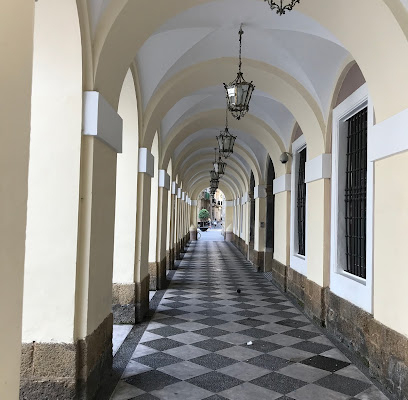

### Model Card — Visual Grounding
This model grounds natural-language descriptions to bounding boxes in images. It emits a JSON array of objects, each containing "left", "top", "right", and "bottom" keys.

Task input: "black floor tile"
[
  {"left": 283, "top": 329, "right": 321, "bottom": 340},
  {"left": 291, "top": 341, "right": 334, "bottom": 355},
  {"left": 142, "top": 338, "right": 185, "bottom": 351},
  {"left": 125, "top": 370, "right": 181, "bottom": 392},
  {"left": 315, "top": 373, "right": 371, "bottom": 396},
  {"left": 196, "top": 317, "right": 226, "bottom": 326},
  {"left": 190, "top": 353, "right": 238, "bottom": 369},
  {"left": 301, "top": 355, "right": 350, "bottom": 372},
  {"left": 147, "top": 326, "right": 185, "bottom": 337},
  {"left": 251, "top": 372, "right": 307, "bottom": 394},
  {"left": 193, "top": 339, "right": 234, "bottom": 352},
  {"left": 187, "top": 372, "right": 243, "bottom": 392},
  {"left": 276, "top": 319, "right": 310, "bottom": 328},
  {"left": 246, "top": 354, "right": 291, "bottom": 371},
  {"left": 194, "top": 327, "right": 230, "bottom": 338},
  {"left": 134, "top": 352, "right": 182, "bottom": 368}
]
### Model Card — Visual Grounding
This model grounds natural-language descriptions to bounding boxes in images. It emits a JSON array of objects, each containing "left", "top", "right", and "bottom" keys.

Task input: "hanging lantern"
[
  {"left": 217, "top": 111, "right": 236, "bottom": 158},
  {"left": 210, "top": 179, "right": 219, "bottom": 190},
  {"left": 265, "top": 0, "right": 300, "bottom": 15},
  {"left": 210, "top": 169, "right": 219, "bottom": 181},
  {"left": 212, "top": 147, "right": 227, "bottom": 175},
  {"left": 214, "top": 157, "right": 227, "bottom": 175},
  {"left": 224, "top": 25, "right": 255, "bottom": 120}
]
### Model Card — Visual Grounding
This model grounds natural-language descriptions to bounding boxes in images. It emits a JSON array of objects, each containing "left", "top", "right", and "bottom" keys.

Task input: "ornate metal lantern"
[
  {"left": 212, "top": 148, "right": 227, "bottom": 176},
  {"left": 210, "top": 169, "right": 219, "bottom": 181},
  {"left": 210, "top": 179, "right": 219, "bottom": 190},
  {"left": 264, "top": 0, "right": 300, "bottom": 15},
  {"left": 217, "top": 111, "right": 237, "bottom": 158},
  {"left": 214, "top": 157, "right": 227, "bottom": 175},
  {"left": 224, "top": 25, "right": 255, "bottom": 120}
]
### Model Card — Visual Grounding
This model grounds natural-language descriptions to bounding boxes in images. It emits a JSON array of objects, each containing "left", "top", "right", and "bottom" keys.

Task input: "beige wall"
[
  {"left": 374, "top": 151, "right": 408, "bottom": 336},
  {"left": 86, "top": 139, "right": 117, "bottom": 335},
  {"left": 306, "top": 179, "right": 331, "bottom": 287},
  {"left": 274, "top": 192, "right": 290, "bottom": 265},
  {"left": 0, "top": 1, "right": 34, "bottom": 398},
  {"left": 255, "top": 197, "right": 267, "bottom": 252},
  {"left": 23, "top": 0, "right": 83, "bottom": 343},
  {"left": 135, "top": 173, "right": 152, "bottom": 282}
]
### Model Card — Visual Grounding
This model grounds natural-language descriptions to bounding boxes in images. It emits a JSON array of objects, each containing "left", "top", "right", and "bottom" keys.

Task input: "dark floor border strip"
[
  {"left": 95, "top": 265, "right": 180, "bottom": 400},
  {"left": 262, "top": 271, "right": 397, "bottom": 400}
]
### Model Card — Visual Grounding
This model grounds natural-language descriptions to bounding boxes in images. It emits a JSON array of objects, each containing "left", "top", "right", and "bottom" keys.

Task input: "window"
[
  {"left": 297, "top": 148, "right": 307, "bottom": 256},
  {"left": 345, "top": 108, "right": 367, "bottom": 278},
  {"left": 290, "top": 135, "right": 307, "bottom": 275},
  {"left": 331, "top": 83, "right": 373, "bottom": 313}
]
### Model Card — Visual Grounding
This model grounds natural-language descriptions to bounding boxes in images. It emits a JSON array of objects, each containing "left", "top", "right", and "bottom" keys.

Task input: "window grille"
[
  {"left": 345, "top": 108, "right": 367, "bottom": 279},
  {"left": 297, "top": 148, "right": 306, "bottom": 256}
]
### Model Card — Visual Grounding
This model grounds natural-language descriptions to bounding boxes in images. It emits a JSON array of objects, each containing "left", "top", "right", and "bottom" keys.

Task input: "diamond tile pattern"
[{"left": 110, "top": 241, "right": 389, "bottom": 399}]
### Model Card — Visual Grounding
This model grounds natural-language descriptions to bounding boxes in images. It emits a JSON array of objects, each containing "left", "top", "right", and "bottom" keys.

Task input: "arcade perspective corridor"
[{"left": 2, "top": 1, "right": 408, "bottom": 399}]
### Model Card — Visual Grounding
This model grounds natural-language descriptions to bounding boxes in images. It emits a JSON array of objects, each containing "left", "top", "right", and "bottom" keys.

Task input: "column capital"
[
  {"left": 171, "top": 181, "right": 178, "bottom": 195},
  {"left": 83, "top": 91, "right": 123, "bottom": 153},
  {"left": 254, "top": 185, "right": 267, "bottom": 199},
  {"left": 159, "top": 170, "right": 170, "bottom": 190},
  {"left": 305, "top": 154, "right": 331, "bottom": 183},
  {"left": 273, "top": 174, "right": 291, "bottom": 194},
  {"left": 177, "top": 188, "right": 182, "bottom": 199},
  {"left": 138, "top": 148, "right": 154, "bottom": 177}
]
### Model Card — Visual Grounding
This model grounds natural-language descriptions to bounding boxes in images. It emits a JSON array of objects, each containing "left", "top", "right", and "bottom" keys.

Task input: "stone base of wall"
[
  {"left": 167, "top": 248, "right": 175, "bottom": 270},
  {"left": 190, "top": 229, "right": 197, "bottom": 241},
  {"left": 112, "top": 283, "right": 136, "bottom": 324},
  {"left": 231, "top": 234, "right": 248, "bottom": 258},
  {"left": 175, "top": 242, "right": 181, "bottom": 260},
  {"left": 112, "top": 275, "right": 149, "bottom": 324},
  {"left": 249, "top": 248, "right": 264, "bottom": 272},
  {"left": 225, "top": 231, "right": 234, "bottom": 242},
  {"left": 266, "top": 261, "right": 408, "bottom": 400},
  {"left": 270, "top": 258, "right": 287, "bottom": 292},
  {"left": 20, "top": 314, "right": 113, "bottom": 400},
  {"left": 135, "top": 275, "right": 150, "bottom": 323},
  {"left": 149, "top": 259, "right": 167, "bottom": 291},
  {"left": 286, "top": 268, "right": 327, "bottom": 325},
  {"left": 326, "top": 292, "right": 408, "bottom": 399},
  {"left": 263, "top": 250, "right": 273, "bottom": 273}
]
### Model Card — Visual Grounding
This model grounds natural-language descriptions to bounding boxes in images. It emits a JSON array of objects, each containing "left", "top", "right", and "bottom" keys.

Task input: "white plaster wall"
[
  {"left": 113, "top": 70, "right": 139, "bottom": 283},
  {"left": 22, "top": 0, "right": 83, "bottom": 343}
]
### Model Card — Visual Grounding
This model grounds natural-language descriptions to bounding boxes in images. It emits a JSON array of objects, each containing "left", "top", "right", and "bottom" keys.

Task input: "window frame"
[
  {"left": 331, "top": 83, "right": 374, "bottom": 313},
  {"left": 290, "top": 134, "right": 307, "bottom": 275}
]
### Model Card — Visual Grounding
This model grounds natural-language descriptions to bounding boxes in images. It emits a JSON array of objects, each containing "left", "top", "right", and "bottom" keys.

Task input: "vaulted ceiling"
[{"left": 85, "top": 0, "right": 408, "bottom": 197}]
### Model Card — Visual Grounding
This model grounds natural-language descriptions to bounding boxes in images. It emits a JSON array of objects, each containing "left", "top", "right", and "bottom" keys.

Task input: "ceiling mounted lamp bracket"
[
  {"left": 223, "top": 24, "right": 255, "bottom": 121},
  {"left": 265, "top": 0, "right": 300, "bottom": 15}
]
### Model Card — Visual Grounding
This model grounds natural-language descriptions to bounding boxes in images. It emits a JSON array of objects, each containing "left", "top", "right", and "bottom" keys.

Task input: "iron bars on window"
[
  {"left": 297, "top": 147, "right": 306, "bottom": 256},
  {"left": 345, "top": 108, "right": 368, "bottom": 279}
]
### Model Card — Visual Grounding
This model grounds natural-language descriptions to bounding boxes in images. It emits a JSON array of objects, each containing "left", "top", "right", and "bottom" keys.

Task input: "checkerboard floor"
[{"left": 110, "top": 241, "right": 389, "bottom": 400}]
